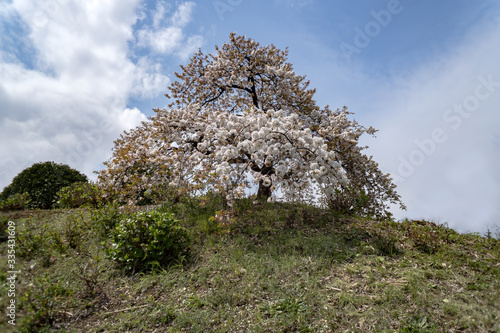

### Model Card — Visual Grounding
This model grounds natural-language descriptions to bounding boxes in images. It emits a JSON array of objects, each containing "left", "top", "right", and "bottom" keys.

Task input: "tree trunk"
[{"left": 257, "top": 179, "right": 272, "bottom": 200}]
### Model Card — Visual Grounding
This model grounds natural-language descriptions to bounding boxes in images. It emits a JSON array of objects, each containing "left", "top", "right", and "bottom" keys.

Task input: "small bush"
[
  {"left": 56, "top": 182, "right": 101, "bottom": 208},
  {"left": 405, "top": 220, "right": 443, "bottom": 254},
  {"left": 327, "top": 187, "right": 369, "bottom": 216},
  {"left": 0, "top": 192, "right": 31, "bottom": 211},
  {"left": 62, "top": 213, "right": 89, "bottom": 250},
  {"left": 90, "top": 203, "right": 122, "bottom": 239},
  {"left": 16, "top": 218, "right": 50, "bottom": 260},
  {"left": 19, "top": 276, "right": 73, "bottom": 332},
  {"left": 106, "top": 210, "right": 190, "bottom": 272},
  {"left": 373, "top": 232, "right": 401, "bottom": 257}
]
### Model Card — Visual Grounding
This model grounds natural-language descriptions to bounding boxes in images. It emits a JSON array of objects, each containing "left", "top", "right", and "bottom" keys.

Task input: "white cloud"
[
  {"left": 295, "top": 7, "right": 500, "bottom": 234},
  {"left": 136, "top": 1, "right": 203, "bottom": 60},
  {"left": 132, "top": 57, "right": 171, "bottom": 99},
  {"left": 172, "top": 2, "right": 196, "bottom": 27},
  {"left": 153, "top": 1, "right": 170, "bottom": 29},
  {"left": 138, "top": 26, "right": 184, "bottom": 54},
  {"left": 177, "top": 34, "right": 205, "bottom": 60},
  {"left": 364, "top": 17, "right": 500, "bottom": 233},
  {"left": 0, "top": 0, "right": 196, "bottom": 190}
]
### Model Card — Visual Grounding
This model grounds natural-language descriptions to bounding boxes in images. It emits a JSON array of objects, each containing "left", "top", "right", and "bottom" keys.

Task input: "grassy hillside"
[{"left": 1, "top": 198, "right": 499, "bottom": 332}]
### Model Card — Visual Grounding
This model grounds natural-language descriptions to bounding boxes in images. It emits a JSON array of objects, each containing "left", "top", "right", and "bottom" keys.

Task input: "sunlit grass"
[{"left": 0, "top": 198, "right": 498, "bottom": 332}]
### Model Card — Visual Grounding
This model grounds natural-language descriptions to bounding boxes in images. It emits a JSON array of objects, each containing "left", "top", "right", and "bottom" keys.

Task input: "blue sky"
[{"left": 1, "top": 0, "right": 499, "bottom": 233}]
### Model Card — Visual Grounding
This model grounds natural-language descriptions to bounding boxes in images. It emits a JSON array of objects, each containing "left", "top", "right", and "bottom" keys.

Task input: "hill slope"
[{"left": 1, "top": 200, "right": 499, "bottom": 332}]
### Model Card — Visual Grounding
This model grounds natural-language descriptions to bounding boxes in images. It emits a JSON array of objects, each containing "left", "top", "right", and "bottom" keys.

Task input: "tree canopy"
[
  {"left": 1, "top": 161, "right": 88, "bottom": 209},
  {"left": 97, "top": 33, "right": 405, "bottom": 218}
]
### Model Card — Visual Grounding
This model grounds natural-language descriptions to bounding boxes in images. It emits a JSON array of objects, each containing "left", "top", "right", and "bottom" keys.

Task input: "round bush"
[
  {"left": 0, "top": 161, "right": 88, "bottom": 209},
  {"left": 106, "top": 210, "right": 190, "bottom": 272}
]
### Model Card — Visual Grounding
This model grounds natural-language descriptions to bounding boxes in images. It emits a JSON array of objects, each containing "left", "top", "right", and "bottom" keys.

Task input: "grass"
[{"left": 0, "top": 197, "right": 499, "bottom": 332}]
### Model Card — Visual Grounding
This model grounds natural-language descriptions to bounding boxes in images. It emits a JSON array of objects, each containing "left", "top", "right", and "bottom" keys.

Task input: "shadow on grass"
[{"left": 208, "top": 200, "right": 406, "bottom": 263}]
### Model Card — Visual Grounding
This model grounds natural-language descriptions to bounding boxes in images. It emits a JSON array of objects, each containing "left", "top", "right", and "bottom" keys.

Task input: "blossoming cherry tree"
[{"left": 98, "top": 33, "right": 405, "bottom": 218}]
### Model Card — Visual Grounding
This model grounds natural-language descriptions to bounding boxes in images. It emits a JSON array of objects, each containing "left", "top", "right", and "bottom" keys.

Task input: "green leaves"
[
  {"left": 0, "top": 192, "right": 31, "bottom": 211},
  {"left": 56, "top": 181, "right": 101, "bottom": 208},
  {"left": 106, "top": 210, "right": 190, "bottom": 273},
  {"left": 0, "top": 161, "right": 88, "bottom": 209}
]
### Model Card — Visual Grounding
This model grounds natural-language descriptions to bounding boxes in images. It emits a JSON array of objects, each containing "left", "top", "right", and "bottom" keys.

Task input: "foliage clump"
[
  {"left": 97, "top": 33, "right": 404, "bottom": 218},
  {"left": 56, "top": 181, "right": 101, "bottom": 208},
  {"left": 89, "top": 203, "right": 122, "bottom": 238},
  {"left": 106, "top": 210, "right": 190, "bottom": 272},
  {"left": 0, "top": 216, "right": 9, "bottom": 242},
  {"left": 0, "top": 192, "right": 31, "bottom": 211},
  {"left": 0, "top": 161, "right": 88, "bottom": 209}
]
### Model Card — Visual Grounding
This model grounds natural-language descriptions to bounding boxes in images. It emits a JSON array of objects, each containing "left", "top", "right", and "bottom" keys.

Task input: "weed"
[
  {"left": 16, "top": 217, "right": 49, "bottom": 259},
  {"left": 19, "top": 276, "right": 73, "bottom": 332},
  {"left": 71, "top": 253, "right": 109, "bottom": 301},
  {"left": 205, "top": 209, "right": 234, "bottom": 235},
  {"left": 62, "top": 212, "right": 88, "bottom": 250},
  {"left": 260, "top": 297, "right": 310, "bottom": 324},
  {"left": 48, "top": 229, "right": 67, "bottom": 254},
  {"left": 399, "top": 314, "right": 438, "bottom": 333},
  {"left": 373, "top": 232, "right": 401, "bottom": 257}
]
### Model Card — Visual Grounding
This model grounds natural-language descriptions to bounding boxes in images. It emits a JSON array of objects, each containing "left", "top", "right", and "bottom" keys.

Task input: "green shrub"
[
  {"left": 0, "top": 161, "right": 88, "bottom": 209},
  {"left": 327, "top": 187, "right": 369, "bottom": 216},
  {"left": 19, "top": 276, "right": 73, "bottom": 332},
  {"left": 16, "top": 218, "right": 50, "bottom": 259},
  {"left": 56, "top": 182, "right": 101, "bottom": 208},
  {"left": 89, "top": 203, "right": 122, "bottom": 239},
  {"left": 404, "top": 220, "right": 443, "bottom": 254},
  {"left": 0, "top": 216, "right": 9, "bottom": 242},
  {"left": 106, "top": 210, "right": 190, "bottom": 272},
  {"left": 62, "top": 213, "right": 89, "bottom": 250},
  {"left": 0, "top": 192, "right": 31, "bottom": 211}
]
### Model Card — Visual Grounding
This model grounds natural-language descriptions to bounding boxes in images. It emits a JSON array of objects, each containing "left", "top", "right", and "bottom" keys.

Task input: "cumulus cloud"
[{"left": 0, "top": 0, "right": 199, "bottom": 190}]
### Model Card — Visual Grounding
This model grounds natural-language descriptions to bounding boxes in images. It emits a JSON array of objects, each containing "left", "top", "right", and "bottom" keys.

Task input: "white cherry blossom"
[{"left": 97, "top": 33, "right": 405, "bottom": 218}]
